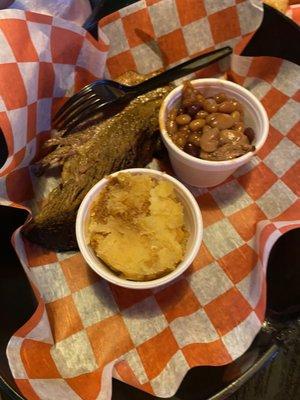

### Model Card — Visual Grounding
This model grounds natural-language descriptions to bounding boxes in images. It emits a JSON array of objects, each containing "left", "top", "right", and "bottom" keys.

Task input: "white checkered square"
[
  {"left": 0, "top": 10, "right": 26, "bottom": 20},
  {"left": 149, "top": 0, "right": 180, "bottom": 37},
  {"left": 222, "top": 312, "right": 261, "bottom": 359},
  {"left": 119, "top": 0, "right": 146, "bottom": 16},
  {"left": 272, "top": 61, "right": 300, "bottom": 97},
  {"left": 53, "top": 63, "right": 75, "bottom": 98},
  {"left": 8, "top": 107, "right": 27, "bottom": 153},
  {"left": 0, "top": 29, "right": 17, "bottom": 63},
  {"left": 204, "top": 0, "right": 235, "bottom": 15},
  {"left": 233, "top": 156, "right": 260, "bottom": 178},
  {"left": 123, "top": 297, "right": 168, "bottom": 346},
  {"left": 72, "top": 281, "right": 118, "bottom": 328},
  {"left": 52, "top": 17, "right": 84, "bottom": 35},
  {"left": 150, "top": 351, "right": 189, "bottom": 397},
  {"left": 182, "top": 17, "right": 214, "bottom": 56},
  {"left": 132, "top": 42, "right": 163, "bottom": 74},
  {"left": 102, "top": 19, "right": 129, "bottom": 57},
  {"left": 76, "top": 39, "right": 106, "bottom": 79},
  {"left": 188, "top": 262, "right": 233, "bottom": 305},
  {"left": 204, "top": 219, "right": 244, "bottom": 259},
  {"left": 270, "top": 99, "right": 300, "bottom": 134},
  {"left": 57, "top": 251, "right": 78, "bottom": 261},
  {"left": 51, "top": 330, "right": 98, "bottom": 378},
  {"left": 171, "top": 309, "right": 219, "bottom": 346},
  {"left": 237, "top": 262, "right": 263, "bottom": 308},
  {"left": 256, "top": 180, "right": 297, "bottom": 219},
  {"left": 124, "top": 348, "right": 148, "bottom": 385},
  {"left": 18, "top": 62, "right": 39, "bottom": 104},
  {"left": 231, "top": 54, "right": 251, "bottom": 77},
  {"left": 31, "top": 262, "right": 70, "bottom": 303},
  {"left": 36, "top": 98, "right": 52, "bottom": 133},
  {"left": 30, "top": 378, "right": 81, "bottom": 400},
  {"left": 211, "top": 180, "right": 253, "bottom": 216},
  {"left": 244, "top": 78, "right": 272, "bottom": 100},
  {"left": 264, "top": 138, "right": 299, "bottom": 177},
  {"left": 237, "top": 1, "right": 263, "bottom": 35},
  {"left": 6, "top": 337, "right": 27, "bottom": 379},
  {"left": 18, "top": 138, "right": 36, "bottom": 169},
  {"left": 26, "top": 309, "right": 53, "bottom": 344},
  {"left": 28, "top": 22, "right": 53, "bottom": 62}
]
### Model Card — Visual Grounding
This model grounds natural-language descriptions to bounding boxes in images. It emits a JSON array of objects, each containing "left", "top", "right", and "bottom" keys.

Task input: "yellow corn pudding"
[{"left": 87, "top": 173, "right": 188, "bottom": 281}]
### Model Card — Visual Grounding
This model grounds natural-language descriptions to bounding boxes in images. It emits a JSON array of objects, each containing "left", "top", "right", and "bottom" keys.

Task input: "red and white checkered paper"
[{"left": 0, "top": 1, "right": 299, "bottom": 399}]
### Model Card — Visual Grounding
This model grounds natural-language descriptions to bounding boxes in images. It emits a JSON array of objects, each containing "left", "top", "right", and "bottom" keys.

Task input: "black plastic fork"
[{"left": 53, "top": 46, "right": 232, "bottom": 132}]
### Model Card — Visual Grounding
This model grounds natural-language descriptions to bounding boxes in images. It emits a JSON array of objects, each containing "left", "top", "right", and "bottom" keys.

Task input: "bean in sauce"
[{"left": 166, "top": 80, "right": 255, "bottom": 161}]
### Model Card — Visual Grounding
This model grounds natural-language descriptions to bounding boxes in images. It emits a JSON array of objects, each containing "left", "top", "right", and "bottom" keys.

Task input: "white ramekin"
[
  {"left": 76, "top": 168, "right": 203, "bottom": 289},
  {"left": 159, "top": 78, "right": 269, "bottom": 188}
]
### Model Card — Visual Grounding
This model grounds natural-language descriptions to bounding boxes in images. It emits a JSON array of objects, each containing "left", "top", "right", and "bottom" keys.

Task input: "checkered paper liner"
[{"left": 0, "top": 1, "right": 299, "bottom": 399}]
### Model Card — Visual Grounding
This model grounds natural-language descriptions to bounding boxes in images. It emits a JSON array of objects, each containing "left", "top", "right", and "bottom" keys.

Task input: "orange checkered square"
[
  {"left": 229, "top": 203, "right": 267, "bottom": 241},
  {"left": 26, "top": 11, "right": 53, "bottom": 25},
  {"left": 197, "top": 192, "right": 225, "bottom": 227},
  {"left": 27, "top": 102, "right": 37, "bottom": 142},
  {"left": 188, "top": 243, "right": 215, "bottom": 273},
  {"left": 15, "top": 380, "right": 40, "bottom": 400},
  {"left": 238, "top": 163, "right": 278, "bottom": 200},
  {"left": 51, "top": 27, "right": 84, "bottom": 64},
  {"left": 109, "top": 285, "right": 152, "bottom": 311},
  {"left": 46, "top": 296, "right": 83, "bottom": 342},
  {"left": 0, "top": 19, "right": 38, "bottom": 62},
  {"left": 183, "top": 340, "right": 231, "bottom": 367},
  {"left": 274, "top": 200, "right": 300, "bottom": 221},
  {"left": 282, "top": 161, "right": 300, "bottom": 196},
  {"left": 219, "top": 245, "right": 257, "bottom": 284},
  {"left": 122, "top": 9, "right": 155, "bottom": 47},
  {"left": 115, "top": 361, "right": 144, "bottom": 390},
  {"left": 66, "top": 369, "right": 102, "bottom": 400},
  {"left": 106, "top": 50, "right": 137, "bottom": 78},
  {"left": 21, "top": 339, "right": 60, "bottom": 379},
  {"left": 6, "top": 167, "right": 34, "bottom": 203},
  {"left": 287, "top": 121, "right": 300, "bottom": 146},
  {"left": 175, "top": 0, "right": 207, "bottom": 25},
  {"left": 137, "top": 328, "right": 178, "bottom": 380},
  {"left": 0, "top": 64, "right": 27, "bottom": 110},
  {"left": 257, "top": 125, "right": 283, "bottom": 159},
  {"left": 87, "top": 315, "right": 134, "bottom": 366},
  {"left": 61, "top": 254, "right": 100, "bottom": 292},
  {"left": 38, "top": 62, "right": 55, "bottom": 98},
  {"left": 209, "top": 7, "right": 241, "bottom": 44},
  {"left": 99, "top": 11, "right": 121, "bottom": 27},
  {"left": 248, "top": 57, "right": 282, "bottom": 83},
  {"left": 23, "top": 237, "right": 58, "bottom": 268},
  {"left": 74, "top": 66, "right": 98, "bottom": 93},
  {"left": 204, "top": 288, "right": 252, "bottom": 335},
  {"left": 157, "top": 29, "right": 188, "bottom": 65},
  {"left": 155, "top": 279, "right": 200, "bottom": 322},
  {"left": 261, "top": 88, "right": 289, "bottom": 118},
  {"left": 4, "top": 147, "right": 25, "bottom": 172},
  {"left": 146, "top": 0, "right": 160, "bottom": 5}
]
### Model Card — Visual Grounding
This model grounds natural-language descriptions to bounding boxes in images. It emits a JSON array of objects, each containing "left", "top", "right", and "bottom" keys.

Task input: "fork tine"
[
  {"left": 56, "top": 96, "right": 103, "bottom": 130},
  {"left": 53, "top": 93, "right": 97, "bottom": 128},
  {"left": 53, "top": 84, "right": 94, "bottom": 124},
  {"left": 62, "top": 100, "right": 114, "bottom": 133}
]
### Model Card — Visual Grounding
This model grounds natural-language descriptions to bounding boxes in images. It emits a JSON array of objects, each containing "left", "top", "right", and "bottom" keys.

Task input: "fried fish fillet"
[{"left": 23, "top": 73, "right": 172, "bottom": 250}]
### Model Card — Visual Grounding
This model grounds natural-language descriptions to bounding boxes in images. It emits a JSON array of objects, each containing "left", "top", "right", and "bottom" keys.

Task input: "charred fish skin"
[{"left": 23, "top": 80, "right": 172, "bottom": 251}]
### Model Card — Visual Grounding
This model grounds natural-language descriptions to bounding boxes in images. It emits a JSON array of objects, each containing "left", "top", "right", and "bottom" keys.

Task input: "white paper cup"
[
  {"left": 159, "top": 78, "right": 269, "bottom": 188},
  {"left": 76, "top": 168, "right": 203, "bottom": 290}
]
